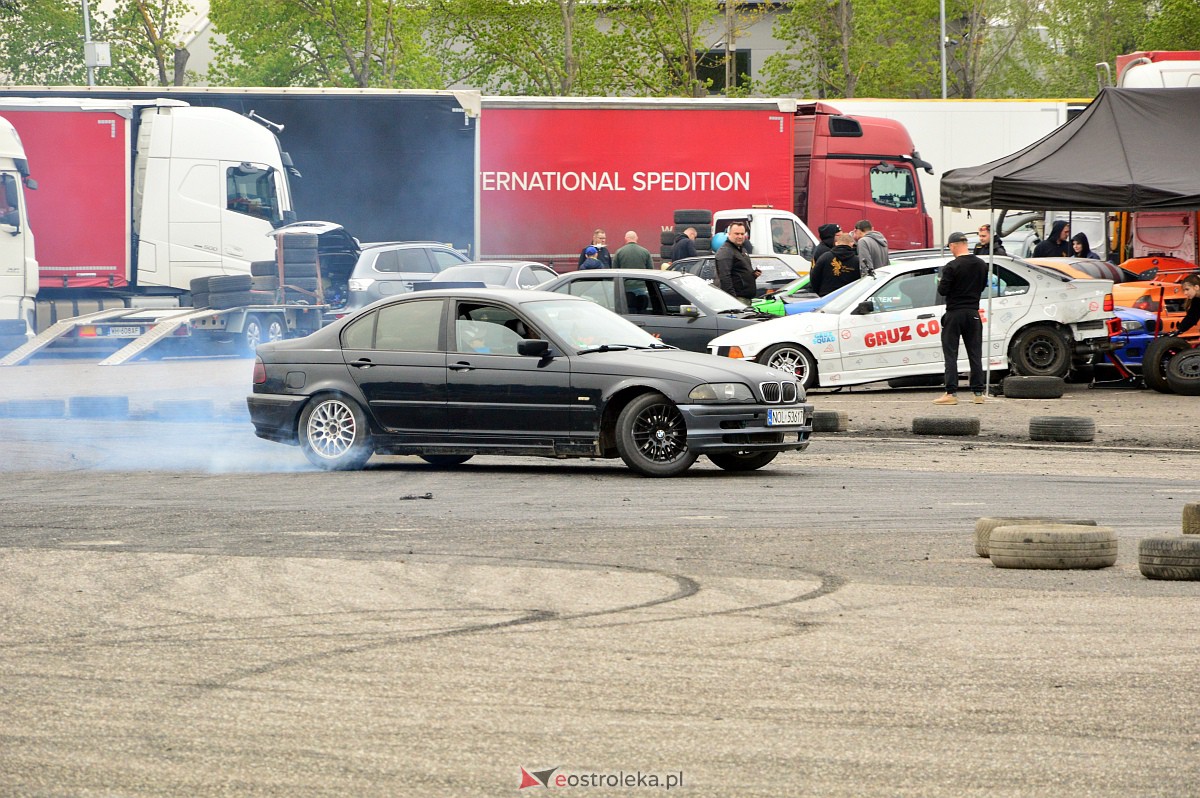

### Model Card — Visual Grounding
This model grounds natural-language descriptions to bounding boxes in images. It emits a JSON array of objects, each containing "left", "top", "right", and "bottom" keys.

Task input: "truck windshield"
[{"left": 226, "top": 163, "right": 284, "bottom": 225}]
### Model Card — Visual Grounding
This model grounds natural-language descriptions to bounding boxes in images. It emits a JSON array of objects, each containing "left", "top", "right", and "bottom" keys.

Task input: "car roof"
[
  {"left": 360, "top": 240, "right": 459, "bottom": 250},
  {"left": 559, "top": 268, "right": 686, "bottom": 279}
]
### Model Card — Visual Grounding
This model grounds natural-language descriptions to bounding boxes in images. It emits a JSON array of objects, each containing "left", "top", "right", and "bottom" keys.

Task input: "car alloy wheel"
[
  {"left": 299, "top": 394, "right": 373, "bottom": 470},
  {"left": 615, "top": 392, "right": 697, "bottom": 477}
]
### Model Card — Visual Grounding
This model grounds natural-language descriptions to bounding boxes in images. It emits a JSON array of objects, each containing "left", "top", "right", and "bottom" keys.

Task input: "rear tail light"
[
  {"left": 1103, "top": 293, "right": 1113, "bottom": 312},
  {"left": 253, "top": 358, "right": 267, "bottom": 385}
]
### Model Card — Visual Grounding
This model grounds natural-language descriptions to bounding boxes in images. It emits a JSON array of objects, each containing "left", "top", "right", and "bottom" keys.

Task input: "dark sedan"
[
  {"left": 539, "top": 269, "right": 768, "bottom": 352},
  {"left": 248, "top": 289, "right": 812, "bottom": 477}
]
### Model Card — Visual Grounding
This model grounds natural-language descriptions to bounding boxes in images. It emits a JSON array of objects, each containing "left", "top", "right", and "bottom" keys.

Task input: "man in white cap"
[{"left": 933, "top": 231, "right": 989, "bottom": 405}]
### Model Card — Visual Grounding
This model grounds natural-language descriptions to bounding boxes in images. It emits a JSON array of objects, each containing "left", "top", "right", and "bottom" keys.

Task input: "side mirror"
[
  {"left": 679, "top": 304, "right": 702, "bottom": 318},
  {"left": 518, "top": 338, "right": 552, "bottom": 357},
  {"left": 852, "top": 300, "right": 874, "bottom": 316}
]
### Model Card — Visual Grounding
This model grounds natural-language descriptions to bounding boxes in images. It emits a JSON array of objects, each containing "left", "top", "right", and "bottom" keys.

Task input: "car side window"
[
  {"left": 342, "top": 312, "right": 377, "bottom": 349},
  {"left": 624, "top": 278, "right": 653, "bottom": 314},
  {"left": 374, "top": 299, "right": 443, "bottom": 351},
  {"left": 993, "top": 265, "right": 1030, "bottom": 296},
  {"left": 557, "top": 278, "right": 616, "bottom": 311},
  {"left": 432, "top": 249, "right": 467, "bottom": 270},
  {"left": 656, "top": 282, "right": 687, "bottom": 315},
  {"left": 866, "top": 269, "right": 939, "bottom": 312},
  {"left": 372, "top": 250, "right": 402, "bottom": 273},
  {"left": 454, "top": 302, "right": 535, "bottom": 355},
  {"left": 398, "top": 249, "right": 437, "bottom": 273}
]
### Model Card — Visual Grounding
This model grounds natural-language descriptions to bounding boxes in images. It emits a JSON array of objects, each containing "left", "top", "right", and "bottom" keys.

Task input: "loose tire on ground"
[
  {"left": 706, "top": 450, "right": 778, "bottom": 472},
  {"left": 989, "top": 524, "right": 1118, "bottom": 569},
  {"left": 1142, "top": 336, "right": 1190, "bottom": 394},
  {"left": 673, "top": 208, "right": 711, "bottom": 225},
  {"left": 1029, "top": 416, "right": 1095, "bottom": 442},
  {"left": 912, "top": 416, "right": 980, "bottom": 436},
  {"left": 614, "top": 392, "right": 697, "bottom": 477},
  {"left": 1138, "top": 536, "right": 1200, "bottom": 580},
  {"left": 811, "top": 409, "right": 848, "bottom": 432},
  {"left": 1183, "top": 503, "right": 1200, "bottom": 535},
  {"left": 974, "top": 516, "right": 1097, "bottom": 558},
  {"left": 1001, "top": 375, "right": 1065, "bottom": 399},
  {"left": 1009, "top": 323, "right": 1070, "bottom": 377},
  {"left": 299, "top": 394, "right": 373, "bottom": 470},
  {"left": 6, "top": 398, "right": 65, "bottom": 418},
  {"left": 1165, "top": 349, "right": 1200, "bottom": 396}
]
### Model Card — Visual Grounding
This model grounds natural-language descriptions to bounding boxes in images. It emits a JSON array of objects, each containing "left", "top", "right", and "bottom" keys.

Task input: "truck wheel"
[
  {"left": 1009, "top": 324, "right": 1070, "bottom": 376},
  {"left": 707, "top": 451, "right": 778, "bottom": 472},
  {"left": 242, "top": 314, "right": 282, "bottom": 353},
  {"left": 1141, "top": 336, "right": 1188, "bottom": 393},
  {"left": 759, "top": 343, "right": 817, "bottom": 390},
  {"left": 614, "top": 392, "right": 697, "bottom": 477},
  {"left": 420, "top": 454, "right": 473, "bottom": 466},
  {"left": 1165, "top": 349, "right": 1200, "bottom": 396},
  {"left": 299, "top": 394, "right": 373, "bottom": 470}
]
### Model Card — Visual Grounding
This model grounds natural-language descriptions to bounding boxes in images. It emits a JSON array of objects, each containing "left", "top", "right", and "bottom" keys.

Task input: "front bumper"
[
  {"left": 246, "top": 393, "right": 306, "bottom": 444},
  {"left": 680, "top": 402, "right": 814, "bottom": 454}
]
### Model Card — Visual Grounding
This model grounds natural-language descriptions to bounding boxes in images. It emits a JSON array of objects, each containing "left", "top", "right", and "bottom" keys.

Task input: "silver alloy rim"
[
  {"left": 768, "top": 348, "right": 808, "bottom": 381},
  {"left": 308, "top": 400, "right": 357, "bottom": 458}
]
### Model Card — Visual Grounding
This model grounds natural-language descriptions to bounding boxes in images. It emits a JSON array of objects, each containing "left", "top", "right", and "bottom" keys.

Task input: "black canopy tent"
[{"left": 941, "top": 87, "right": 1200, "bottom": 212}]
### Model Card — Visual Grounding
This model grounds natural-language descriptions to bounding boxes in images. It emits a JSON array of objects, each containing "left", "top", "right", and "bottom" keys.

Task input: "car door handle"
[
  {"left": 450, "top": 361, "right": 474, "bottom": 371},
  {"left": 351, "top": 358, "right": 373, "bottom": 369},
  {"left": 917, "top": 313, "right": 935, "bottom": 319}
]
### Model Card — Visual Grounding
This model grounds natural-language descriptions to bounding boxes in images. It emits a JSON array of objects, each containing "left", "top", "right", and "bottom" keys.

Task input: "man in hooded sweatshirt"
[
  {"left": 1032, "top": 220, "right": 1071, "bottom": 258},
  {"left": 812, "top": 223, "right": 840, "bottom": 263},
  {"left": 810, "top": 232, "right": 862, "bottom": 296},
  {"left": 853, "top": 219, "right": 889, "bottom": 276},
  {"left": 670, "top": 227, "right": 698, "bottom": 262}
]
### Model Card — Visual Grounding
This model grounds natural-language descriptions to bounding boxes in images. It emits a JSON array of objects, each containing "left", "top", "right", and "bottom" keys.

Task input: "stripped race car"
[{"left": 708, "top": 255, "right": 1118, "bottom": 390}]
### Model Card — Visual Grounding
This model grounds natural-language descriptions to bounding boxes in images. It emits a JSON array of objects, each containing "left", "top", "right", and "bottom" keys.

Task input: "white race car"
[{"left": 708, "top": 255, "right": 1118, "bottom": 389}]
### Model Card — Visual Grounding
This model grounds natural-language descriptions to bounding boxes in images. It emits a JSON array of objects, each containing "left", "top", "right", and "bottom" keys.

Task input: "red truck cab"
[{"left": 793, "top": 102, "right": 934, "bottom": 250}]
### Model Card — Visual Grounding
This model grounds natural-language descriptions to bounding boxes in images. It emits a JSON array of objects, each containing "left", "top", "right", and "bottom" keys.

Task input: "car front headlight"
[
  {"left": 348, "top": 278, "right": 375, "bottom": 292},
  {"left": 1121, "top": 319, "right": 1144, "bottom": 333},
  {"left": 689, "top": 382, "right": 754, "bottom": 403}
]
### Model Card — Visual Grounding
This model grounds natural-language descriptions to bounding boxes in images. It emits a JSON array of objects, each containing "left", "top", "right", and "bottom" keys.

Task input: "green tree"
[
  {"left": 102, "top": 0, "right": 195, "bottom": 85},
  {"left": 0, "top": 0, "right": 88, "bottom": 85},
  {"left": 1142, "top": 0, "right": 1200, "bottom": 52},
  {"left": 1036, "top": 0, "right": 1150, "bottom": 96},
  {"left": 208, "top": 0, "right": 443, "bottom": 88}
]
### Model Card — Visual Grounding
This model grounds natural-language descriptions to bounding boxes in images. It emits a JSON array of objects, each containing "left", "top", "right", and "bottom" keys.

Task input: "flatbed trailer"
[{"left": 0, "top": 302, "right": 326, "bottom": 366}]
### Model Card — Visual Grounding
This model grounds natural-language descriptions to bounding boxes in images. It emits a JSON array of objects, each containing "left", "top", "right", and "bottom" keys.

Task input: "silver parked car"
[{"left": 342, "top": 241, "right": 470, "bottom": 314}]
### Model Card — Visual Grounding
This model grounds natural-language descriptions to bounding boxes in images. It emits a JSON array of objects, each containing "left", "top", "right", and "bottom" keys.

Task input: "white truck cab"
[
  {"left": 713, "top": 208, "right": 820, "bottom": 277},
  {"left": 0, "top": 114, "right": 36, "bottom": 338}
]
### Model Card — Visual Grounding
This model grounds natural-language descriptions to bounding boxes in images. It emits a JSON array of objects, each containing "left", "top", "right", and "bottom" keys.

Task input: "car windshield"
[
  {"left": 672, "top": 273, "right": 748, "bottom": 311},
  {"left": 439, "top": 265, "right": 509, "bottom": 284},
  {"left": 522, "top": 298, "right": 664, "bottom": 352}
]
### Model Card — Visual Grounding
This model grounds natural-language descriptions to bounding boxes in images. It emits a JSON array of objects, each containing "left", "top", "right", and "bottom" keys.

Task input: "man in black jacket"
[
  {"left": 933, "top": 232, "right": 989, "bottom": 405},
  {"left": 812, "top": 223, "right": 840, "bottom": 263},
  {"left": 670, "top": 227, "right": 698, "bottom": 262},
  {"left": 809, "top": 232, "right": 861, "bottom": 296},
  {"left": 715, "top": 222, "right": 758, "bottom": 300}
]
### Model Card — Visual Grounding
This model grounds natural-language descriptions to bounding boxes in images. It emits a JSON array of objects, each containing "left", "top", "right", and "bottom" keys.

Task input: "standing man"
[
  {"left": 809, "top": 232, "right": 861, "bottom": 296},
  {"left": 612, "top": 230, "right": 654, "bottom": 270},
  {"left": 715, "top": 221, "right": 759, "bottom": 300},
  {"left": 1032, "top": 220, "right": 1071, "bottom": 258},
  {"left": 670, "top": 227, "right": 698, "bottom": 262},
  {"left": 812, "top": 223, "right": 840, "bottom": 264},
  {"left": 973, "top": 224, "right": 1007, "bottom": 257},
  {"left": 933, "top": 232, "right": 989, "bottom": 406},
  {"left": 578, "top": 229, "right": 613, "bottom": 268},
  {"left": 852, "top": 219, "right": 889, "bottom": 276}
]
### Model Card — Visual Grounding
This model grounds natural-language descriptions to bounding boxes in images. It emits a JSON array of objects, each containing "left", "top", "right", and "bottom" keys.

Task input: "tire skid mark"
[{"left": 195, "top": 559, "right": 699, "bottom": 689}]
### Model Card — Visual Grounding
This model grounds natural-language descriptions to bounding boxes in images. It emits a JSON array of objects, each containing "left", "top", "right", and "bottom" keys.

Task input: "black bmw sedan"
[{"left": 248, "top": 288, "right": 812, "bottom": 477}]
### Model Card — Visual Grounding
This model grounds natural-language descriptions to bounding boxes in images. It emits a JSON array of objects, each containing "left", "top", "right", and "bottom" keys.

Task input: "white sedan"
[{"left": 707, "top": 255, "right": 1118, "bottom": 390}]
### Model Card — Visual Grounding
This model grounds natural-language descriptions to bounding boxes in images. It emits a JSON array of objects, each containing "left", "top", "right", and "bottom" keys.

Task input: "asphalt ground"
[{"left": 1, "top": 356, "right": 1198, "bottom": 797}]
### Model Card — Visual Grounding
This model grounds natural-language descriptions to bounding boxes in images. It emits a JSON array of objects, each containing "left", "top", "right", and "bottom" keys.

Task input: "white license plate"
[
  {"left": 106, "top": 326, "right": 144, "bottom": 337},
  {"left": 767, "top": 408, "right": 805, "bottom": 426}
]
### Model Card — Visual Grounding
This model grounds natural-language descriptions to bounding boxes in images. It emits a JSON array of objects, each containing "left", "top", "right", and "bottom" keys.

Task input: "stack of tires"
[
  {"left": 1143, "top": 336, "right": 1200, "bottom": 395},
  {"left": 206, "top": 274, "right": 275, "bottom": 310},
  {"left": 273, "top": 232, "right": 323, "bottom": 304},
  {"left": 660, "top": 209, "right": 714, "bottom": 261}
]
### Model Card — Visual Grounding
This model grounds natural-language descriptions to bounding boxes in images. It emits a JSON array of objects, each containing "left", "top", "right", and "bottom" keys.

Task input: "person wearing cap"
[
  {"left": 813, "top": 223, "right": 841, "bottom": 264},
  {"left": 579, "top": 245, "right": 605, "bottom": 270},
  {"left": 933, "top": 231, "right": 989, "bottom": 405}
]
